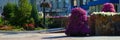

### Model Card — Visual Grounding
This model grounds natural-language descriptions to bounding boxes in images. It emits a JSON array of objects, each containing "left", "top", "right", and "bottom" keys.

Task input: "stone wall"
[{"left": 88, "top": 12, "right": 120, "bottom": 36}]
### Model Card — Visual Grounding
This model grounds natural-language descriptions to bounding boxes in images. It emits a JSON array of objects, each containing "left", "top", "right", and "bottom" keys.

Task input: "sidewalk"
[
  {"left": 0, "top": 33, "right": 66, "bottom": 40},
  {"left": 0, "top": 33, "right": 120, "bottom": 40},
  {"left": 0, "top": 28, "right": 120, "bottom": 40}
]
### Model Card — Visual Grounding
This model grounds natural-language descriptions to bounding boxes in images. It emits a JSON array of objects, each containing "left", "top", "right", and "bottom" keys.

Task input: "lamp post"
[{"left": 40, "top": 0, "right": 51, "bottom": 30}]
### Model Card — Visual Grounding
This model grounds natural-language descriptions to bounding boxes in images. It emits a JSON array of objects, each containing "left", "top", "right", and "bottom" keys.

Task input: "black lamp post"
[{"left": 40, "top": 0, "right": 51, "bottom": 28}]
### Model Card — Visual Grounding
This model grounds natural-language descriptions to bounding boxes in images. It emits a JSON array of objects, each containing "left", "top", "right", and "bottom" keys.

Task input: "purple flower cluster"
[
  {"left": 101, "top": 3, "right": 116, "bottom": 12},
  {"left": 65, "top": 7, "right": 90, "bottom": 36}
]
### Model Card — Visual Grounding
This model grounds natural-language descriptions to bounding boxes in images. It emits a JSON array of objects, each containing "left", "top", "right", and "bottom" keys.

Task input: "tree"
[
  {"left": 17, "top": 0, "right": 32, "bottom": 26},
  {"left": 31, "top": 0, "right": 40, "bottom": 28},
  {"left": 2, "top": 3, "right": 18, "bottom": 25},
  {"left": 65, "top": 7, "right": 90, "bottom": 36},
  {"left": 2, "top": 3, "right": 16, "bottom": 20}
]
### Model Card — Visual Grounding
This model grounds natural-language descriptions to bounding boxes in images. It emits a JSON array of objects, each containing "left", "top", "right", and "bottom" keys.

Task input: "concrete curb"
[{"left": 0, "top": 28, "right": 65, "bottom": 33}]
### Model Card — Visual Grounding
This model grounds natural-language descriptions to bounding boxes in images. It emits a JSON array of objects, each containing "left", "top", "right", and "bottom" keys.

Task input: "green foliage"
[
  {"left": 34, "top": 27, "right": 44, "bottom": 30},
  {"left": 0, "top": 0, "right": 45, "bottom": 31},
  {"left": 2, "top": 3, "right": 18, "bottom": 25},
  {"left": 0, "top": 17, "right": 4, "bottom": 25},
  {"left": 26, "top": 18, "right": 34, "bottom": 24},
  {"left": 45, "top": 18, "right": 63, "bottom": 28},
  {"left": 2, "top": 3, "right": 17, "bottom": 20},
  {"left": 17, "top": 0, "right": 32, "bottom": 25},
  {"left": 31, "top": 3, "right": 39, "bottom": 27},
  {"left": 12, "top": 26, "right": 24, "bottom": 31},
  {"left": 18, "top": 0, "right": 32, "bottom": 17}
]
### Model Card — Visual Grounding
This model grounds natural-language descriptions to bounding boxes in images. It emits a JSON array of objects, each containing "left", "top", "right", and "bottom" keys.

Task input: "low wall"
[
  {"left": 88, "top": 12, "right": 120, "bottom": 36},
  {"left": 46, "top": 16, "right": 69, "bottom": 28}
]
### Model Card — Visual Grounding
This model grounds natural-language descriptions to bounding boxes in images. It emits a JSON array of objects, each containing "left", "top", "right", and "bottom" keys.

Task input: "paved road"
[{"left": 0, "top": 33, "right": 120, "bottom": 40}]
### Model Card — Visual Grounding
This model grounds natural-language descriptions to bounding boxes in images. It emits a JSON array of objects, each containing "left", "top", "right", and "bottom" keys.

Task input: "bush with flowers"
[
  {"left": 65, "top": 7, "right": 90, "bottom": 36},
  {"left": 101, "top": 3, "right": 116, "bottom": 12}
]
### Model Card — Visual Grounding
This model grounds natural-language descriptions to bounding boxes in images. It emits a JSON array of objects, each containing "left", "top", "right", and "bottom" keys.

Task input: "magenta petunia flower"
[
  {"left": 65, "top": 7, "right": 90, "bottom": 36},
  {"left": 101, "top": 3, "right": 116, "bottom": 12}
]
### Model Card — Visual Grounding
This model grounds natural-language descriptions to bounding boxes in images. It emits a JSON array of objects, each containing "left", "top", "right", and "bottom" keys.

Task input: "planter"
[{"left": 89, "top": 12, "right": 120, "bottom": 36}]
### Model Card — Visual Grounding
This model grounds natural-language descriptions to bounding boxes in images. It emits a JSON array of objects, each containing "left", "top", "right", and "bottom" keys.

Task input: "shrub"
[
  {"left": 65, "top": 7, "right": 90, "bottom": 36},
  {"left": 0, "top": 17, "right": 4, "bottom": 25},
  {"left": 45, "top": 16, "right": 68, "bottom": 29},
  {"left": 101, "top": 3, "right": 116, "bottom": 12},
  {"left": 31, "top": 1, "right": 40, "bottom": 28},
  {"left": 2, "top": 3, "right": 17, "bottom": 20},
  {"left": 24, "top": 23, "right": 34, "bottom": 30},
  {"left": 45, "top": 18, "right": 61, "bottom": 28},
  {"left": 17, "top": 0, "right": 32, "bottom": 26},
  {"left": 23, "top": 18, "right": 35, "bottom": 30},
  {"left": 2, "top": 3, "right": 18, "bottom": 26}
]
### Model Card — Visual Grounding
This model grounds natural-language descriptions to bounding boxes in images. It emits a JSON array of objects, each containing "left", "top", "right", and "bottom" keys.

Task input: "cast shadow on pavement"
[
  {"left": 3, "top": 32, "right": 19, "bottom": 35},
  {"left": 42, "top": 36, "right": 91, "bottom": 39},
  {"left": 42, "top": 36, "right": 67, "bottom": 39}
]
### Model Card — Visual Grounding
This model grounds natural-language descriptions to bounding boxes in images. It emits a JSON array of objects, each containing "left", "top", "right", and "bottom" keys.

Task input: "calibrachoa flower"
[
  {"left": 101, "top": 3, "right": 116, "bottom": 12},
  {"left": 28, "top": 23, "right": 34, "bottom": 28},
  {"left": 65, "top": 7, "right": 90, "bottom": 36},
  {"left": 25, "top": 23, "right": 35, "bottom": 30}
]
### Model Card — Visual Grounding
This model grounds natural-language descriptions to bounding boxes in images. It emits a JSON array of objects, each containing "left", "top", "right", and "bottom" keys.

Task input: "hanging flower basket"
[{"left": 40, "top": 2, "right": 51, "bottom": 8}]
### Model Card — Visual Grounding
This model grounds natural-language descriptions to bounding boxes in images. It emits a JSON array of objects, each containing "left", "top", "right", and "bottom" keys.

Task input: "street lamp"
[{"left": 40, "top": 0, "right": 51, "bottom": 29}]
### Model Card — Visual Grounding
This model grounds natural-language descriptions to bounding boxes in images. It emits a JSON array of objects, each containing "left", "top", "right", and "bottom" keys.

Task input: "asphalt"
[
  {"left": 1, "top": 33, "right": 120, "bottom": 40},
  {"left": 0, "top": 28, "right": 120, "bottom": 40}
]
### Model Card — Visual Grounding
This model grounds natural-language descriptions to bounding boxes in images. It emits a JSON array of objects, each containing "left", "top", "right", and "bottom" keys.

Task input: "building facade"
[
  {"left": 71, "top": 0, "right": 119, "bottom": 15},
  {"left": 0, "top": 0, "right": 72, "bottom": 16},
  {"left": 77, "top": 0, "right": 119, "bottom": 13},
  {"left": 37, "top": 0, "right": 71, "bottom": 16},
  {"left": 0, "top": 0, "right": 119, "bottom": 16},
  {"left": 0, "top": 0, "right": 86, "bottom": 16},
  {"left": 87, "top": 0, "right": 119, "bottom": 13}
]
